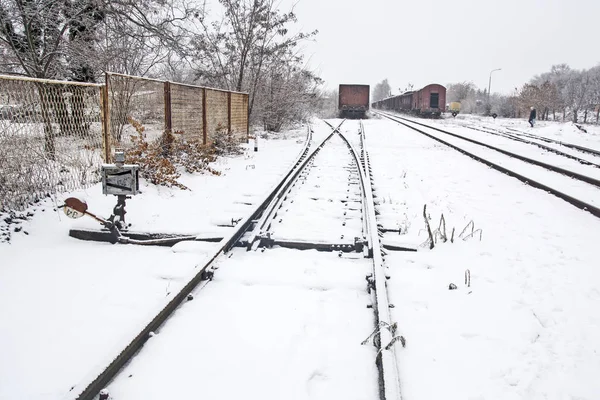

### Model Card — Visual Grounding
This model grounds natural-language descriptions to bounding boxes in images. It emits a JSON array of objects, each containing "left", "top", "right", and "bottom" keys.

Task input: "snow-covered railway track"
[
  {"left": 242, "top": 119, "right": 402, "bottom": 400},
  {"left": 66, "top": 127, "right": 316, "bottom": 400},
  {"left": 374, "top": 111, "right": 600, "bottom": 218},
  {"left": 456, "top": 120, "right": 600, "bottom": 160},
  {"left": 246, "top": 122, "right": 366, "bottom": 253},
  {"left": 68, "top": 120, "right": 401, "bottom": 400},
  {"left": 463, "top": 124, "right": 600, "bottom": 167},
  {"left": 505, "top": 126, "right": 600, "bottom": 157}
]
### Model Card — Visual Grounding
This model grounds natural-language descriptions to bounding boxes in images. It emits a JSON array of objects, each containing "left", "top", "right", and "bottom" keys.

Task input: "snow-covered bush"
[{"left": 125, "top": 118, "right": 239, "bottom": 190}]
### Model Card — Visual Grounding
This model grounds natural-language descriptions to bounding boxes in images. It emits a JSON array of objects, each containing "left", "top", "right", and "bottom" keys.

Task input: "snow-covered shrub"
[
  {"left": 125, "top": 118, "right": 239, "bottom": 190},
  {"left": 210, "top": 124, "right": 244, "bottom": 156}
]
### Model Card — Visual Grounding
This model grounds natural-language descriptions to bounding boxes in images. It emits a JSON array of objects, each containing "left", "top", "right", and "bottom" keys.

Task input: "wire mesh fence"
[
  {"left": 1, "top": 72, "right": 249, "bottom": 211},
  {"left": 0, "top": 75, "right": 105, "bottom": 211}
]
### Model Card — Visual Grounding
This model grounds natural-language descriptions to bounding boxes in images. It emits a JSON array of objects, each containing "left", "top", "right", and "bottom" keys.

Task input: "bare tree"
[
  {"left": 372, "top": 78, "right": 391, "bottom": 102},
  {"left": 315, "top": 88, "right": 338, "bottom": 118},
  {"left": 531, "top": 65, "right": 571, "bottom": 120},
  {"left": 446, "top": 81, "right": 476, "bottom": 104},
  {"left": 562, "top": 69, "right": 589, "bottom": 123},
  {"left": 191, "top": 0, "right": 317, "bottom": 120},
  {"left": 1, "top": 0, "right": 201, "bottom": 80},
  {"left": 255, "top": 56, "right": 322, "bottom": 131},
  {"left": 0, "top": 0, "right": 201, "bottom": 157},
  {"left": 585, "top": 65, "right": 600, "bottom": 124}
]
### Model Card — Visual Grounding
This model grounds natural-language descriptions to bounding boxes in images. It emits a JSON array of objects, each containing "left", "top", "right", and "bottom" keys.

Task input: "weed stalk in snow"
[
  {"left": 423, "top": 204, "right": 435, "bottom": 250},
  {"left": 465, "top": 269, "right": 471, "bottom": 287}
]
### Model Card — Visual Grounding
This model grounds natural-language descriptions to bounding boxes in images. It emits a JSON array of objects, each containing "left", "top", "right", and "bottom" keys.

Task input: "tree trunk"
[
  {"left": 235, "top": 49, "right": 248, "bottom": 92},
  {"left": 573, "top": 108, "right": 578, "bottom": 123},
  {"left": 49, "top": 85, "right": 73, "bottom": 136},
  {"left": 584, "top": 108, "right": 588, "bottom": 123},
  {"left": 596, "top": 107, "right": 599, "bottom": 124}
]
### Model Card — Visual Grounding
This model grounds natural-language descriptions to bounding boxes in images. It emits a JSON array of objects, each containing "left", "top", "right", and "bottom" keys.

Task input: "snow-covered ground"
[
  {"left": 0, "top": 126, "right": 307, "bottom": 400},
  {"left": 269, "top": 133, "right": 363, "bottom": 243},
  {"left": 429, "top": 121, "right": 600, "bottom": 178},
  {"left": 443, "top": 113, "right": 600, "bottom": 150},
  {"left": 366, "top": 116, "right": 600, "bottom": 400},
  {"left": 103, "top": 119, "right": 382, "bottom": 400},
  {"left": 107, "top": 249, "right": 380, "bottom": 400},
  {"left": 372, "top": 111, "right": 600, "bottom": 215},
  {"left": 3, "top": 115, "right": 600, "bottom": 400}
]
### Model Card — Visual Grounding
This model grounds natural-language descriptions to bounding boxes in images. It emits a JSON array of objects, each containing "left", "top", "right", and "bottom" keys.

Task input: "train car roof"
[
  {"left": 378, "top": 91, "right": 414, "bottom": 102},
  {"left": 420, "top": 83, "right": 446, "bottom": 89}
]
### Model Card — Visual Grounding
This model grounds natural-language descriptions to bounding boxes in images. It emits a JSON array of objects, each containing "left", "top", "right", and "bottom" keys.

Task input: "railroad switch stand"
[
  {"left": 107, "top": 195, "right": 130, "bottom": 230},
  {"left": 101, "top": 151, "right": 140, "bottom": 230}
]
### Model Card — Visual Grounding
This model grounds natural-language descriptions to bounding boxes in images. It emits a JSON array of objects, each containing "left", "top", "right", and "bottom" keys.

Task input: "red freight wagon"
[
  {"left": 412, "top": 84, "right": 446, "bottom": 117},
  {"left": 371, "top": 83, "right": 446, "bottom": 118},
  {"left": 339, "top": 84, "right": 370, "bottom": 118}
]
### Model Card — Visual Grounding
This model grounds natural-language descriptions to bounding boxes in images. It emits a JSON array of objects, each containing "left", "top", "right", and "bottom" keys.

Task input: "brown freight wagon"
[
  {"left": 338, "top": 84, "right": 370, "bottom": 118},
  {"left": 412, "top": 84, "right": 446, "bottom": 117},
  {"left": 372, "top": 84, "right": 446, "bottom": 118}
]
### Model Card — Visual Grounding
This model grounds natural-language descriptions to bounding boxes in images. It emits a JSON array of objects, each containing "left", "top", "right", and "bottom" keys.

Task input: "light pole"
[{"left": 488, "top": 68, "right": 502, "bottom": 102}]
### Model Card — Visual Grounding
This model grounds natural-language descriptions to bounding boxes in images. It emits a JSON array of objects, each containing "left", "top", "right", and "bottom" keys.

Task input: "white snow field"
[
  {"left": 365, "top": 116, "right": 600, "bottom": 400},
  {"left": 107, "top": 249, "right": 380, "bottom": 400},
  {"left": 2, "top": 115, "right": 600, "bottom": 400},
  {"left": 442, "top": 113, "right": 600, "bottom": 151},
  {"left": 270, "top": 133, "right": 364, "bottom": 243},
  {"left": 104, "top": 119, "right": 382, "bottom": 400},
  {"left": 377, "top": 114, "right": 600, "bottom": 209},
  {"left": 0, "top": 125, "right": 311, "bottom": 400}
]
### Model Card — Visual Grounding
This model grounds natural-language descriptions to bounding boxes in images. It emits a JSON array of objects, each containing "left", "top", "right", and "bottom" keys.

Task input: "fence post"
[
  {"left": 227, "top": 92, "right": 232, "bottom": 135},
  {"left": 246, "top": 93, "right": 250, "bottom": 143},
  {"left": 202, "top": 88, "right": 207, "bottom": 145},
  {"left": 100, "top": 73, "right": 111, "bottom": 162},
  {"left": 164, "top": 81, "right": 172, "bottom": 134}
]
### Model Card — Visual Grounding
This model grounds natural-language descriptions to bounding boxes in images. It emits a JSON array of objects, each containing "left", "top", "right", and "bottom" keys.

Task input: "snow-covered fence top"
[{"left": 0, "top": 73, "right": 249, "bottom": 211}]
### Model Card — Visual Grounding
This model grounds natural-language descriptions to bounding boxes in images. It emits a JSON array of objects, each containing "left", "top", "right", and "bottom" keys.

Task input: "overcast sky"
[{"left": 281, "top": 0, "right": 600, "bottom": 95}]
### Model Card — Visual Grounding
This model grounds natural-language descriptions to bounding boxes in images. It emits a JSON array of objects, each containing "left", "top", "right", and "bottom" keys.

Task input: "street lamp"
[{"left": 488, "top": 68, "right": 502, "bottom": 102}]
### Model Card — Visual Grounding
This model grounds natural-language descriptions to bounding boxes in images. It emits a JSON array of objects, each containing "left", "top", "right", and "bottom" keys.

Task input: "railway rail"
[
  {"left": 505, "top": 126, "right": 600, "bottom": 157},
  {"left": 67, "top": 120, "right": 402, "bottom": 400},
  {"left": 374, "top": 110, "right": 600, "bottom": 218},
  {"left": 462, "top": 124, "right": 600, "bottom": 168}
]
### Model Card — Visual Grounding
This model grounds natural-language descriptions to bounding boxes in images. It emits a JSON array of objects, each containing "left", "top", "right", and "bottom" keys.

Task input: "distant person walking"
[{"left": 528, "top": 107, "right": 537, "bottom": 127}]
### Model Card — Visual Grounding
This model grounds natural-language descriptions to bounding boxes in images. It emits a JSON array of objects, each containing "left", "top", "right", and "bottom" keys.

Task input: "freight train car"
[
  {"left": 412, "top": 84, "right": 445, "bottom": 116},
  {"left": 372, "top": 84, "right": 446, "bottom": 117},
  {"left": 339, "top": 84, "right": 370, "bottom": 118}
]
